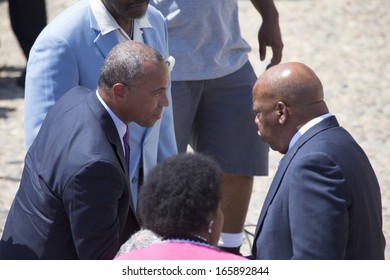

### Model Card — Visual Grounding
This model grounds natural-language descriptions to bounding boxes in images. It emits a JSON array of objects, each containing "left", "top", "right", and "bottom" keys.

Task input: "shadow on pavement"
[{"left": 0, "top": 66, "right": 24, "bottom": 101}]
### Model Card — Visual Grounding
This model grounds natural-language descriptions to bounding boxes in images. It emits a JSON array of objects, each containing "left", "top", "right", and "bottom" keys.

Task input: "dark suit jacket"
[
  {"left": 0, "top": 87, "right": 139, "bottom": 259},
  {"left": 252, "top": 116, "right": 385, "bottom": 259}
]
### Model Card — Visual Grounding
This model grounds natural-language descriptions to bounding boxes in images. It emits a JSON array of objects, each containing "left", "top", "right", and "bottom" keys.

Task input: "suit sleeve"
[
  {"left": 24, "top": 34, "right": 79, "bottom": 148},
  {"left": 288, "top": 152, "right": 349, "bottom": 259},
  {"left": 63, "top": 160, "right": 128, "bottom": 260}
]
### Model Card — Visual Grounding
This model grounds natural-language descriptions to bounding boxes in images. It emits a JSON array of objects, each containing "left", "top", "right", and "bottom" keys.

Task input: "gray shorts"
[{"left": 171, "top": 62, "right": 268, "bottom": 176}]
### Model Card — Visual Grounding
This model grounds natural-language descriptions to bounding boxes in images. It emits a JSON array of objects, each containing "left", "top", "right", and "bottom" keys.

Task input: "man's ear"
[
  {"left": 276, "top": 101, "right": 288, "bottom": 124},
  {"left": 112, "top": 83, "right": 127, "bottom": 99}
]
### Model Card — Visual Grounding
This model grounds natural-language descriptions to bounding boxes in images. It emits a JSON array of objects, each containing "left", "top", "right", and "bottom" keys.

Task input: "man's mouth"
[{"left": 127, "top": 1, "right": 148, "bottom": 9}]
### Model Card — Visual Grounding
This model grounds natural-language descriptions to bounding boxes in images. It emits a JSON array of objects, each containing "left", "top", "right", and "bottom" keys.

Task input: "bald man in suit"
[{"left": 251, "top": 62, "right": 385, "bottom": 259}]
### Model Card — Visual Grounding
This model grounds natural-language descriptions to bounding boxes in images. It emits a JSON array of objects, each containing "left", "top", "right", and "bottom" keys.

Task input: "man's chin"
[
  {"left": 127, "top": 3, "right": 148, "bottom": 18},
  {"left": 137, "top": 121, "right": 156, "bottom": 128}
]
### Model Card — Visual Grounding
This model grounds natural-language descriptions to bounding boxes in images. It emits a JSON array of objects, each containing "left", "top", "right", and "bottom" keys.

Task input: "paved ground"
[{"left": 0, "top": 0, "right": 389, "bottom": 259}]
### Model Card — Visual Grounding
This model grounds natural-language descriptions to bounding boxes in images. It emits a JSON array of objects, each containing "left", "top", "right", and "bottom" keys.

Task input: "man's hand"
[
  {"left": 258, "top": 18, "right": 283, "bottom": 69},
  {"left": 250, "top": 0, "right": 284, "bottom": 69}
]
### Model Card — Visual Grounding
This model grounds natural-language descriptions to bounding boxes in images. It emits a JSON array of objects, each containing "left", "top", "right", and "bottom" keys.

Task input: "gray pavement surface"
[{"left": 0, "top": 0, "right": 389, "bottom": 259}]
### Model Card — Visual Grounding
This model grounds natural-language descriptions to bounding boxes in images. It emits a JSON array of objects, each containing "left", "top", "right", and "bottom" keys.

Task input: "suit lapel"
[
  {"left": 252, "top": 116, "right": 340, "bottom": 257},
  {"left": 87, "top": 91, "right": 128, "bottom": 173},
  {"left": 94, "top": 32, "right": 119, "bottom": 58},
  {"left": 86, "top": 92, "right": 139, "bottom": 218},
  {"left": 142, "top": 28, "right": 158, "bottom": 52},
  {"left": 252, "top": 153, "right": 291, "bottom": 256},
  {"left": 88, "top": 4, "right": 119, "bottom": 58}
]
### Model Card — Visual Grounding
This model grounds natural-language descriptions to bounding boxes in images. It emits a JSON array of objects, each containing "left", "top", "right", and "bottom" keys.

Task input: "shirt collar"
[
  {"left": 89, "top": 0, "right": 152, "bottom": 40},
  {"left": 96, "top": 90, "right": 127, "bottom": 147},
  {"left": 288, "top": 113, "right": 333, "bottom": 151}
]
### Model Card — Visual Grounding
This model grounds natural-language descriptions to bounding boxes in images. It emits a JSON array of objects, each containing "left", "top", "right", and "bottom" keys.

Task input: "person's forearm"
[{"left": 250, "top": 0, "right": 279, "bottom": 21}]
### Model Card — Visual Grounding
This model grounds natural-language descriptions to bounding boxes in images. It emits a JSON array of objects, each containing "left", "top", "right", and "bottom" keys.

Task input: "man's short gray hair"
[{"left": 98, "top": 41, "right": 164, "bottom": 90}]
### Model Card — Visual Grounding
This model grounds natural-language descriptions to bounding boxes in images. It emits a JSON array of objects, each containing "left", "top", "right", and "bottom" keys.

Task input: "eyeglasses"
[{"left": 164, "top": 55, "right": 175, "bottom": 72}]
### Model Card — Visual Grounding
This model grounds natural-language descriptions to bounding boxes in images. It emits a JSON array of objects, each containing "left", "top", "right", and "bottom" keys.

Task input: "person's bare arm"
[{"left": 250, "top": 0, "right": 284, "bottom": 68}]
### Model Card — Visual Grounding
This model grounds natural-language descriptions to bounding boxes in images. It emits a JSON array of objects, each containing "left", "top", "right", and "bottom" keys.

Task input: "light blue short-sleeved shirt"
[{"left": 151, "top": 0, "right": 251, "bottom": 81}]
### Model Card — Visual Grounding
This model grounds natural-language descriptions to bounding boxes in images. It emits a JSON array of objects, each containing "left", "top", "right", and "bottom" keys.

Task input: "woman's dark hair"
[{"left": 138, "top": 153, "right": 222, "bottom": 237}]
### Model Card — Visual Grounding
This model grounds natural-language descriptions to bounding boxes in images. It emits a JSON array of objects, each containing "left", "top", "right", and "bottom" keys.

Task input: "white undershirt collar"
[{"left": 89, "top": 0, "right": 151, "bottom": 43}]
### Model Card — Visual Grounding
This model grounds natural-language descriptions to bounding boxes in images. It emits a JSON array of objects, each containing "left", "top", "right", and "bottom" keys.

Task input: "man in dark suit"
[
  {"left": 0, "top": 41, "right": 170, "bottom": 259},
  {"left": 251, "top": 62, "right": 385, "bottom": 259}
]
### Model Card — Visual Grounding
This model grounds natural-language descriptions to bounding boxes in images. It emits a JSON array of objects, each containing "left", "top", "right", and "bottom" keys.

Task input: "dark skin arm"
[{"left": 250, "top": 0, "right": 284, "bottom": 68}]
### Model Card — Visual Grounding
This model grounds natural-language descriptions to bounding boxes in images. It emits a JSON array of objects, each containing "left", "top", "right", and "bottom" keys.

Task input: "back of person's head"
[
  {"left": 138, "top": 153, "right": 223, "bottom": 238},
  {"left": 98, "top": 41, "right": 164, "bottom": 90}
]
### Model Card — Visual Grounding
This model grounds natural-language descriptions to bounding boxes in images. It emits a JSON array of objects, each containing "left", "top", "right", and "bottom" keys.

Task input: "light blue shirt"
[{"left": 151, "top": 0, "right": 251, "bottom": 81}]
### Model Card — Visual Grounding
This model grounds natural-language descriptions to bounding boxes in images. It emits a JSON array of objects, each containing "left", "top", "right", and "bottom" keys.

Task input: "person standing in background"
[
  {"left": 8, "top": 0, "right": 47, "bottom": 87},
  {"left": 150, "top": 0, "right": 283, "bottom": 255}
]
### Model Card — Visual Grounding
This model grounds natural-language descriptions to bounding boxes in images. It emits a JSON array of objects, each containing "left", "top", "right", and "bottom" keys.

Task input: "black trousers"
[{"left": 8, "top": 0, "right": 47, "bottom": 59}]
